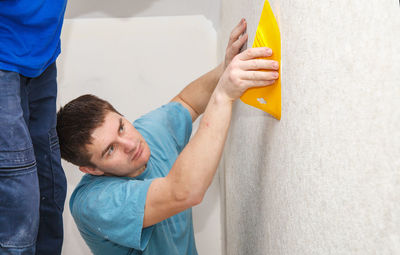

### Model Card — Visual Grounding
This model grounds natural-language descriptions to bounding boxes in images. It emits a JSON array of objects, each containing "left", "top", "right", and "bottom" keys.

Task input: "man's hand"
[
  {"left": 217, "top": 47, "right": 280, "bottom": 102},
  {"left": 224, "top": 18, "right": 249, "bottom": 70},
  {"left": 171, "top": 18, "right": 252, "bottom": 121}
]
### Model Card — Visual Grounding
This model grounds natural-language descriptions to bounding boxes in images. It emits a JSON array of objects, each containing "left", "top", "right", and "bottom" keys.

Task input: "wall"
[
  {"left": 218, "top": 0, "right": 400, "bottom": 254},
  {"left": 58, "top": 15, "right": 221, "bottom": 254}
]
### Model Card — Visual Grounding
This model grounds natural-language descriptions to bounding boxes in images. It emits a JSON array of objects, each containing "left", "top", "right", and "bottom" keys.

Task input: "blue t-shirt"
[
  {"left": 69, "top": 102, "right": 198, "bottom": 255},
  {"left": 0, "top": 0, "right": 67, "bottom": 77}
]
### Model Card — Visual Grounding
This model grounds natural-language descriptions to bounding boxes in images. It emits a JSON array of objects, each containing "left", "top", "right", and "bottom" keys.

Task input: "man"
[
  {"left": 56, "top": 19, "right": 279, "bottom": 254},
  {"left": 0, "top": 1, "right": 68, "bottom": 254}
]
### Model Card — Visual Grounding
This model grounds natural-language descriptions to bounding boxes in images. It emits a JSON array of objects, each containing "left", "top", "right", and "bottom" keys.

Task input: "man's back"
[{"left": 0, "top": 0, "right": 67, "bottom": 77}]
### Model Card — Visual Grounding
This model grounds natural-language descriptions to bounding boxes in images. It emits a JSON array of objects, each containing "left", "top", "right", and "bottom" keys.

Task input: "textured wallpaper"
[{"left": 218, "top": 0, "right": 400, "bottom": 254}]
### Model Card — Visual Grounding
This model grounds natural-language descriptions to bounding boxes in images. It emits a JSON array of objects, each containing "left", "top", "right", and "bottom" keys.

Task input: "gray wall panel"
[{"left": 218, "top": 0, "right": 400, "bottom": 254}]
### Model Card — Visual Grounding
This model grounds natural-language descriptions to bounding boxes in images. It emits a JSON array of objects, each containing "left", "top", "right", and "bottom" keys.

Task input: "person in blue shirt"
[
  {"left": 56, "top": 19, "right": 280, "bottom": 254},
  {"left": 0, "top": 1, "right": 68, "bottom": 254}
]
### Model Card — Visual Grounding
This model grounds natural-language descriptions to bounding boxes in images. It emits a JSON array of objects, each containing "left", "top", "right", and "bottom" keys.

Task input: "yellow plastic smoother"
[{"left": 240, "top": 0, "right": 281, "bottom": 120}]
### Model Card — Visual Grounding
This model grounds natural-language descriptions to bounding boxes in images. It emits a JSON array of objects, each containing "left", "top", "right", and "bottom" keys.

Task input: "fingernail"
[
  {"left": 267, "top": 48, "right": 272, "bottom": 55},
  {"left": 274, "top": 72, "right": 279, "bottom": 78},
  {"left": 273, "top": 61, "right": 279, "bottom": 69}
]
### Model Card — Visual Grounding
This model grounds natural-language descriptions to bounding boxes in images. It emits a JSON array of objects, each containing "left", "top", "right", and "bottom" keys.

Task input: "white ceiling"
[{"left": 65, "top": 0, "right": 220, "bottom": 28}]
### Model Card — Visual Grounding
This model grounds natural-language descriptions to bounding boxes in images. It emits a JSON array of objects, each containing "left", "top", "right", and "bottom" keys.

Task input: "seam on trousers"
[{"left": 0, "top": 162, "right": 37, "bottom": 177}]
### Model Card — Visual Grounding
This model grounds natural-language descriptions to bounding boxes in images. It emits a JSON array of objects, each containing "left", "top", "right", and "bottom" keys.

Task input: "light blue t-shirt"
[
  {"left": 0, "top": 0, "right": 67, "bottom": 77},
  {"left": 69, "top": 102, "right": 197, "bottom": 255}
]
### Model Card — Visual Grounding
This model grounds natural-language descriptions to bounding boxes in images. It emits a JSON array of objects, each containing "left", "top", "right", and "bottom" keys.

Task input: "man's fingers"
[
  {"left": 240, "top": 70, "right": 279, "bottom": 81},
  {"left": 240, "top": 59, "right": 279, "bottom": 71},
  {"left": 230, "top": 33, "right": 248, "bottom": 53},
  {"left": 239, "top": 47, "right": 272, "bottom": 61},
  {"left": 227, "top": 19, "right": 247, "bottom": 47},
  {"left": 244, "top": 80, "right": 275, "bottom": 88}
]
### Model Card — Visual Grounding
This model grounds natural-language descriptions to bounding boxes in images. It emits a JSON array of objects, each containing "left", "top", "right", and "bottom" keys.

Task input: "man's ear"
[{"left": 79, "top": 166, "right": 104, "bottom": 176}]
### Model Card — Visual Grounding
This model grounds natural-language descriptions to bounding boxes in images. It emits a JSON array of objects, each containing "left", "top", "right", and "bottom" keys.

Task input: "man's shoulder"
[{"left": 69, "top": 175, "right": 128, "bottom": 214}]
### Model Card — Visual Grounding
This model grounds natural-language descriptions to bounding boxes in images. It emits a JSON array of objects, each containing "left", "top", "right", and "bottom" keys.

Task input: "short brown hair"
[{"left": 56, "top": 94, "right": 121, "bottom": 167}]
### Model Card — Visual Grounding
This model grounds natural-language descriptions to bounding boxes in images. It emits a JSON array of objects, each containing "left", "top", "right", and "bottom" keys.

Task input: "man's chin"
[
  {"left": 126, "top": 164, "right": 146, "bottom": 178},
  {"left": 136, "top": 165, "right": 147, "bottom": 175}
]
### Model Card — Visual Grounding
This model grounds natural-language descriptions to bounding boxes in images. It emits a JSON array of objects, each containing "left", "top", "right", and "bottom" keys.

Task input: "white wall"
[
  {"left": 58, "top": 16, "right": 221, "bottom": 254},
  {"left": 219, "top": 0, "right": 400, "bottom": 254}
]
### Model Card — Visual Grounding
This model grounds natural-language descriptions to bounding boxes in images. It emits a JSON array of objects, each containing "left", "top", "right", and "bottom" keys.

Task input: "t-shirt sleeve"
[
  {"left": 75, "top": 177, "right": 154, "bottom": 251},
  {"left": 133, "top": 102, "right": 193, "bottom": 153}
]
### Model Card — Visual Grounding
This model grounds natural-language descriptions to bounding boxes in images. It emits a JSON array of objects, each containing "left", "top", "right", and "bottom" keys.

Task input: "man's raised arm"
[{"left": 143, "top": 43, "right": 279, "bottom": 227}]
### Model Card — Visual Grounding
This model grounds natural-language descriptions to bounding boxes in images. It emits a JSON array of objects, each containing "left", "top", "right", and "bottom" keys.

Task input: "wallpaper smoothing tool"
[{"left": 240, "top": 0, "right": 281, "bottom": 120}]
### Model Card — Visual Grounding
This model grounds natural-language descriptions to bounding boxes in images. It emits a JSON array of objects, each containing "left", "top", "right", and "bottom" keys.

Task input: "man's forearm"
[
  {"left": 167, "top": 89, "right": 232, "bottom": 203},
  {"left": 176, "top": 63, "right": 224, "bottom": 117}
]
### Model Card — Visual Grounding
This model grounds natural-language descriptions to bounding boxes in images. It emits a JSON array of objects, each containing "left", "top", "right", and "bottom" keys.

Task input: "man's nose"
[{"left": 121, "top": 137, "right": 136, "bottom": 153}]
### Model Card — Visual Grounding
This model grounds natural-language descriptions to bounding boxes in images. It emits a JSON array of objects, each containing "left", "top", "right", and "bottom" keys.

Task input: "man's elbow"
[
  {"left": 189, "top": 191, "right": 204, "bottom": 206},
  {"left": 173, "top": 187, "right": 204, "bottom": 208}
]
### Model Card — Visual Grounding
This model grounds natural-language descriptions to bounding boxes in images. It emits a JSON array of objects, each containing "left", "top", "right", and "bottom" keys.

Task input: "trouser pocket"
[{"left": 0, "top": 157, "right": 40, "bottom": 249}]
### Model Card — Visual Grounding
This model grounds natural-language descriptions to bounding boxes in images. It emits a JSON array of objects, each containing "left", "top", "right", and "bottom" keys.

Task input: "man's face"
[{"left": 84, "top": 111, "right": 151, "bottom": 178}]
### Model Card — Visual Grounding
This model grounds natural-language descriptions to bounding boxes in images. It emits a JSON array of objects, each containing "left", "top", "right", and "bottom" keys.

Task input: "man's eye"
[
  {"left": 107, "top": 145, "right": 115, "bottom": 155},
  {"left": 119, "top": 124, "right": 124, "bottom": 133}
]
